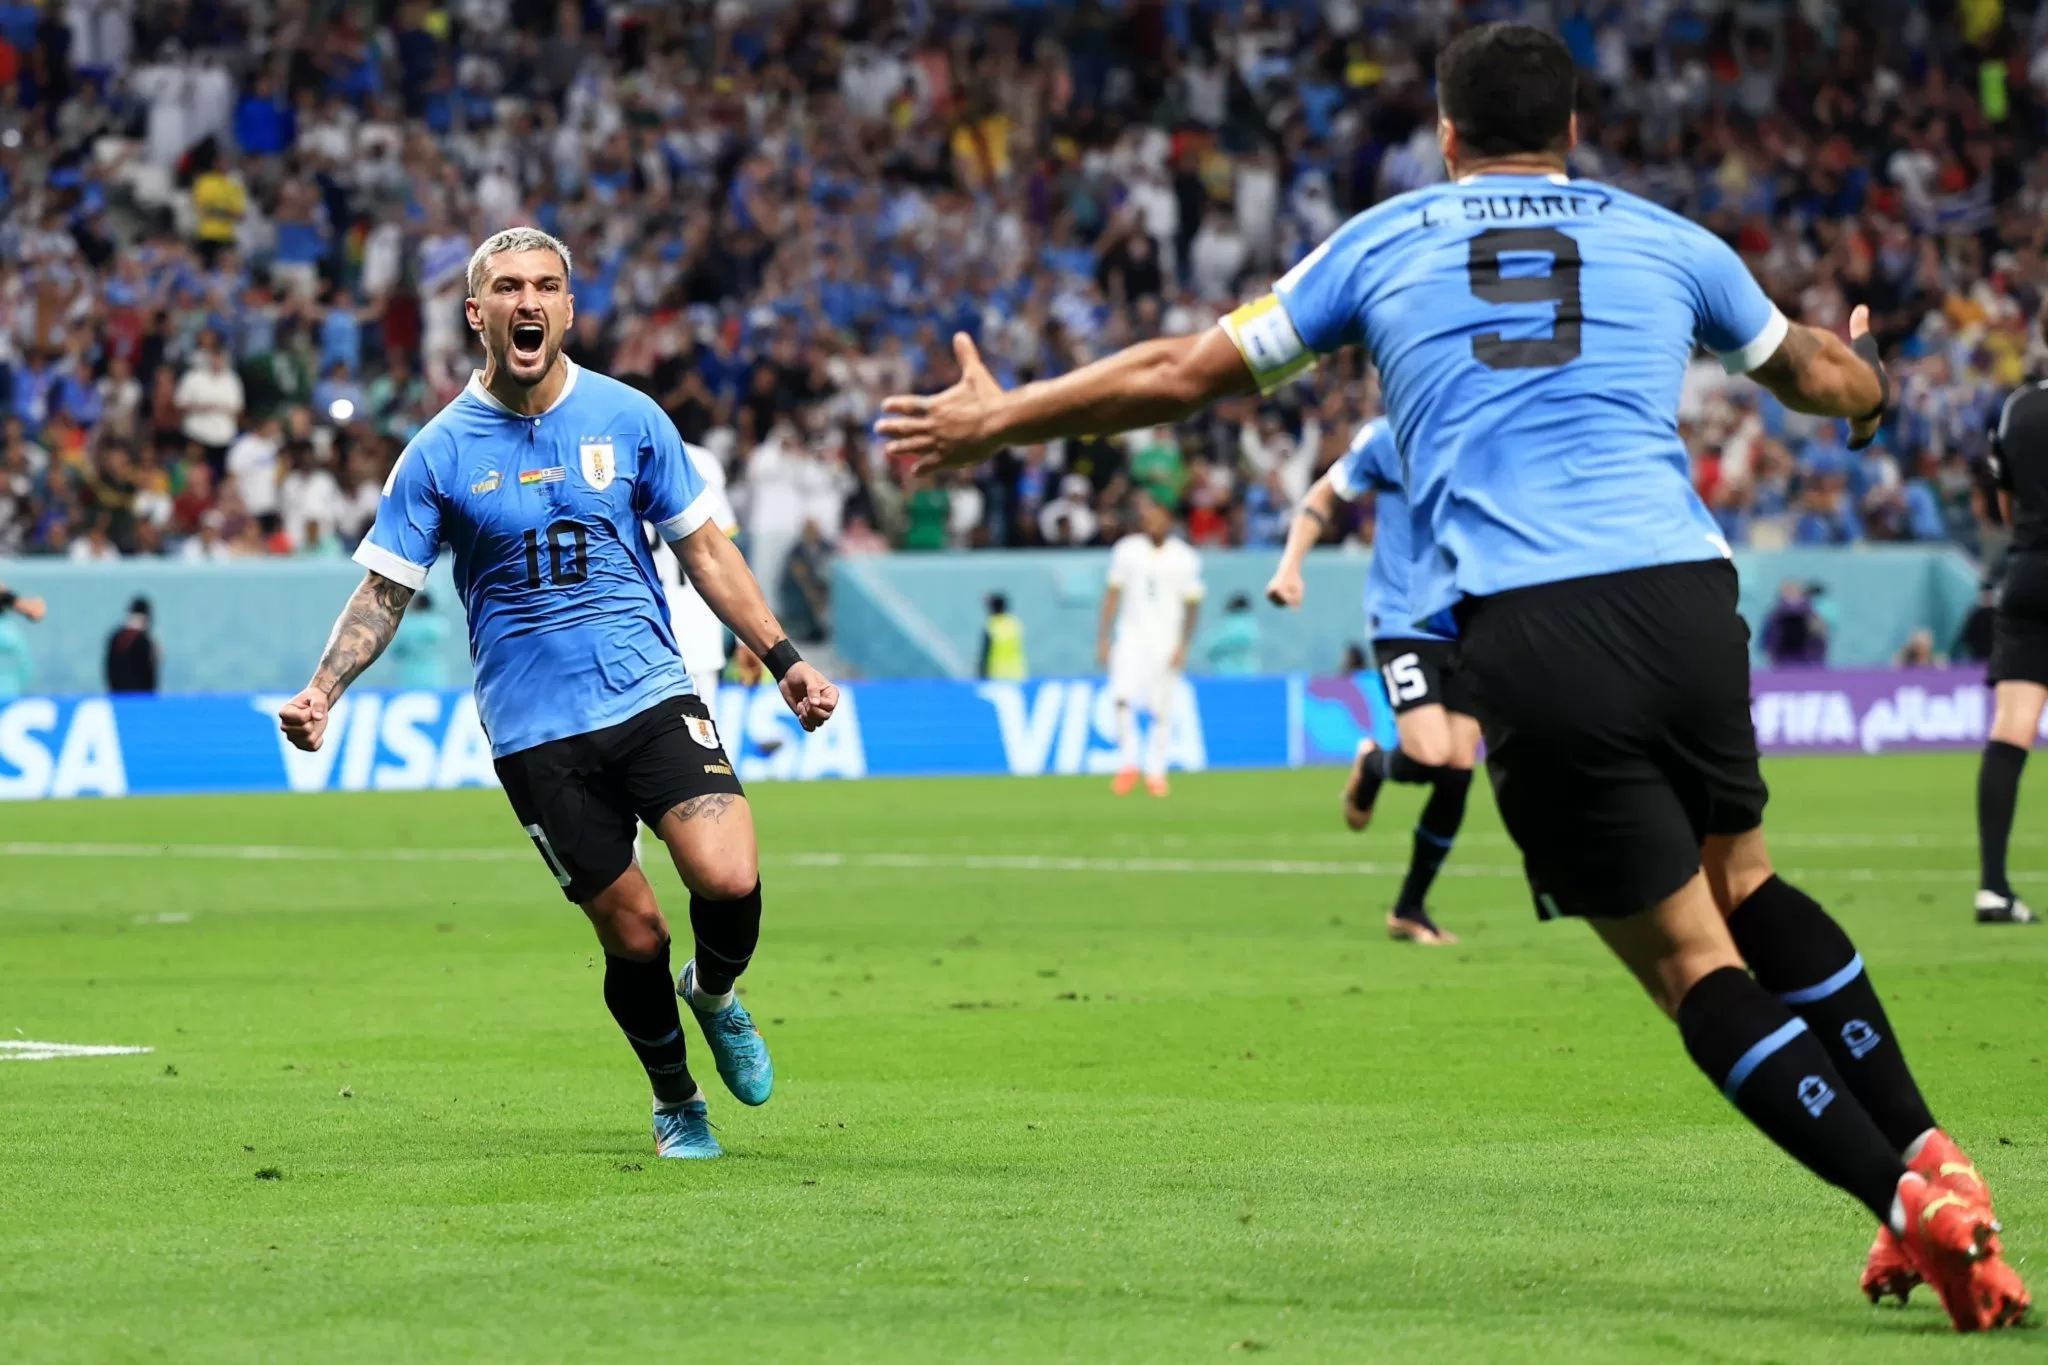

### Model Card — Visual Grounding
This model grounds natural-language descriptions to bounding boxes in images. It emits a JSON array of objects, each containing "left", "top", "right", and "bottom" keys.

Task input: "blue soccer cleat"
[
  {"left": 678, "top": 959, "right": 775, "bottom": 1106},
  {"left": 652, "top": 1098, "right": 722, "bottom": 1159}
]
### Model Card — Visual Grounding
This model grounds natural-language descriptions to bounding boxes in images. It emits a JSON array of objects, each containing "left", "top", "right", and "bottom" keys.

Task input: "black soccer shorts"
[
  {"left": 1372, "top": 636, "right": 1477, "bottom": 717},
  {"left": 1989, "top": 554, "right": 2048, "bottom": 687},
  {"left": 494, "top": 693, "right": 745, "bottom": 903},
  {"left": 1455, "top": 559, "right": 1768, "bottom": 921}
]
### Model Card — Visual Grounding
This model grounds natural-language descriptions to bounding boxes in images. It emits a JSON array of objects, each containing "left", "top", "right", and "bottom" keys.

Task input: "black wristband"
[
  {"left": 763, "top": 640, "right": 802, "bottom": 681},
  {"left": 1847, "top": 332, "right": 1889, "bottom": 451},
  {"left": 0, "top": 591, "right": 14, "bottom": 613}
]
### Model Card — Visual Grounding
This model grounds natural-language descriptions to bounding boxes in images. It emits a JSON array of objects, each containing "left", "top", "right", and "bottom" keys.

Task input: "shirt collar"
[
  {"left": 464, "top": 357, "right": 580, "bottom": 416},
  {"left": 1454, "top": 171, "right": 1573, "bottom": 186}
]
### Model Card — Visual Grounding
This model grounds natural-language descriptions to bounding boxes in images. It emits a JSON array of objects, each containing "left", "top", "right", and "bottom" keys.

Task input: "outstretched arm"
[
  {"left": 1748, "top": 305, "right": 1887, "bottom": 447},
  {"left": 675, "top": 521, "right": 838, "bottom": 731},
  {"left": 879, "top": 329, "right": 1258, "bottom": 469},
  {"left": 278, "top": 571, "right": 414, "bottom": 751},
  {"left": 1265, "top": 470, "right": 1346, "bottom": 608}
]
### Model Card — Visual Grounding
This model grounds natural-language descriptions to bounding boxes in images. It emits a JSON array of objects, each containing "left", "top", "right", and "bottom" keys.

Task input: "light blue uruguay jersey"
[
  {"left": 1327, "top": 416, "right": 1454, "bottom": 644},
  {"left": 354, "top": 361, "right": 715, "bottom": 758},
  {"left": 1221, "top": 173, "right": 1786, "bottom": 623}
]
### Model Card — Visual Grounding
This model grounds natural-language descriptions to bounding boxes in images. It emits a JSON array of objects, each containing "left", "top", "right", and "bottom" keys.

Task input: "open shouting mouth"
[{"left": 510, "top": 321, "right": 547, "bottom": 363}]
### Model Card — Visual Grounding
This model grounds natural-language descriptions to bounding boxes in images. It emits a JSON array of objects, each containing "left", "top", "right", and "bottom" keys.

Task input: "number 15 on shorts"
[{"left": 1382, "top": 653, "right": 1428, "bottom": 705}]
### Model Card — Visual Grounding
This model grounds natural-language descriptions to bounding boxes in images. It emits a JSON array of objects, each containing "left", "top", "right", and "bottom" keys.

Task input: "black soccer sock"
[
  {"left": 1977, "top": 740, "right": 2028, "bottom": 898},
  {"left": 1395, "top": 768, "right": 1472, "bottom": 915},
  {"left": 603, "top": 936, "right": 695, "bottom": 1105},
  {"left": 1676, "top": 966, "right": 1906, "bottom": 1223},
  {"left": 1364, "top": 745, "right": 1442, "bottom": 785},
  {"left": 689, "top": 881, "right": 763, "bottom": 997},
  {"left": 1726, "top": 876, "right": 1938, "bottom": 1152}
]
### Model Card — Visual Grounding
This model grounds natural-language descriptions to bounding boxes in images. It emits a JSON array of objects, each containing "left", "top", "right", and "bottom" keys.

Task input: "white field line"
[
  {"left": 0, "top": 841, "right": 528, "bottom": 863},
  {"left": 1173, "top": 830, "right": 2047, "bottom": 852},
  {"left": 0, "top": 840, "right": 2018, "bottom": 885},
  {"left": 778, "top": 851, "right": 2007, "bottom": 885},
  {"left": 0, "top": 1041, "right": 153, "bottom": 1062}
]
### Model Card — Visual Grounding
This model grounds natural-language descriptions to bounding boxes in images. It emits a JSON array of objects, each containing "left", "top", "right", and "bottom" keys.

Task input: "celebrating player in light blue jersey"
[
  {"left": 279, "top": 228, "right": 840, "bottom": 1162},
  {"left": 1266, "top": 417, "right": 1478, "bottom": 947},
  {"left": 879, "top": 23, "right": 2026, "bottom": 1329}
]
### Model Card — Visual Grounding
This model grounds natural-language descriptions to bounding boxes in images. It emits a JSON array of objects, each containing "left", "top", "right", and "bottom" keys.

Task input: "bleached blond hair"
[{"left": 466, "top": 227, "right": 574, "bottom": 298}]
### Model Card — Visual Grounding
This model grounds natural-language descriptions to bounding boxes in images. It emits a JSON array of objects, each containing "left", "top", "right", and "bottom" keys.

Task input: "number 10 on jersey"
[{"left": 522, "top": 521, "right": 589, "bottom": 588}]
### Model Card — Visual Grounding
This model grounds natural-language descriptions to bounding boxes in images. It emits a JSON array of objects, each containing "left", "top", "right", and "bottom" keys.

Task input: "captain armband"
[{"left": 1219, "top": 295, "right": 1317, "bottom": 394}]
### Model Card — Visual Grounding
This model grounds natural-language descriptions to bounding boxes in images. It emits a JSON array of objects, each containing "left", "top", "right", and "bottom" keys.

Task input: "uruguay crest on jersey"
[{"left": 580, "top": 438, "right": 616, "bottom": 491}]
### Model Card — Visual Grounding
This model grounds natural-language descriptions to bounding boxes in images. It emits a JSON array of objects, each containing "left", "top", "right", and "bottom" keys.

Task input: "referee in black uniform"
[{"left": 1975, "top": 310, "right": 2048, "bottom": 925}]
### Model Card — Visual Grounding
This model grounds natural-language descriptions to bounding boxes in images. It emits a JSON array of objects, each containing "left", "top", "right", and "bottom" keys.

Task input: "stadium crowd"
[{"left": 2, "top": 0, "right": 2046, "bottom": 621}]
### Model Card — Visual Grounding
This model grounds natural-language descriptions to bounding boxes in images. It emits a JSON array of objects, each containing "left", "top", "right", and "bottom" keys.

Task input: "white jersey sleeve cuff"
[
  {"left": 1326, "top": 462, "right": 1365, "bottom": 501},
  {"left": 655, "top": 489, "right": 716, "bottom": 542},
  {"left": 1718, "top": 307, "right": 1790, "bottom": 375},
  {"left": 353, "top": 539, "right": 431, "bottom": 591}
]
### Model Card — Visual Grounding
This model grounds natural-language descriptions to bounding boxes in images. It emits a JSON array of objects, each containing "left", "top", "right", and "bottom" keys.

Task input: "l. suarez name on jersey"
[{"left": 1419, "top": 188, "right": 1611, "bottom": 229}]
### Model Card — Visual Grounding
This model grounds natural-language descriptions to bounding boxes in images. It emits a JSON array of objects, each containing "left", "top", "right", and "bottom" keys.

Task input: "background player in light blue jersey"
[
  {"left": 1266, "top": 416, "right": 1478, "bottom": 947},
  {"left": 878, "top": 22, "right": 2027, "bottom": 1330},
  {"left": 278, "top": 229, "right": 841, "bottom": 1163}
]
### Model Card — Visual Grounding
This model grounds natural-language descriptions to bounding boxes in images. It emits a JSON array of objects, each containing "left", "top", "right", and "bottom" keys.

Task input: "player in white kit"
[
  {"left": 1099, "top": 492, "right": 1204, "bottom": 797},
  {"left": 651, "top": 443, "right": 739, "bottom": 713}
]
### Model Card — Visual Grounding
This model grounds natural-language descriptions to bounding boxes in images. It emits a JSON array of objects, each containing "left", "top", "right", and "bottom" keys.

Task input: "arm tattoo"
[
  {"left": 1297, "top": 504, "right": 1330, "bottom": 529},
  {"left": 310, "top": 572, "right": 414, "bottom": 699},
  {"left": 665, "top": 793, "right": 737, "bottom": 825},
  {"left": 1750, "top": 322, "right": 1822, "bottom": 392}
]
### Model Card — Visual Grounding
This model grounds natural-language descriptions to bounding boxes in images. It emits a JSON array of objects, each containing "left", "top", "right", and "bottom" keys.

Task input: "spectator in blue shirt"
[
  {"left": 10, "top": 352, "right": 55, "bottom": 428},
  {"left": 233, "top": 74, "right": 295, "bottom": 156},
  {"left": 52, "top": 355, "right": 101, "bottom": 429},
  {"left": 1794, "top": 475, "right": 1860, "bottom": 546},
  {"left": 1242, "top": 470, "right": 1290, "bottom": 548},
  {"left": 317, "top": 284, "right": 379, "bottom": 375}
]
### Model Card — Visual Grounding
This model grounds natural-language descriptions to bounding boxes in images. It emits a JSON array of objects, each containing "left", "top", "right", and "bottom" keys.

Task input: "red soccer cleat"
[
  {"left": 1862, "top": 1131, "right": 1994, "bottom": 1306},
  {"left": 1145, "top": 774, "right": 1170, "bottom": 798},
  {"left": 1111, "top": 767, "right": 1139, "bottom": 796},
  {"left": 1861, "top": 1226, "right": 1919, "bottom": 1307},
  {"left": 1893, "top": 1170, "right": 2031, "bottom": 1332}
]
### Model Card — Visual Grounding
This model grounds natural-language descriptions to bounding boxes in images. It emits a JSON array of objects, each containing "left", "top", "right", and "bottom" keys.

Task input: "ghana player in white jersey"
[
  {"left": 278, "top": 228, "right": 840, "bottom": 1162},
  {"left": 1101, "top": 491, "right": 1204, "bottom": 797},
  {"left": 880, "top": 23, "right": 2026, "bottom": 1332}
]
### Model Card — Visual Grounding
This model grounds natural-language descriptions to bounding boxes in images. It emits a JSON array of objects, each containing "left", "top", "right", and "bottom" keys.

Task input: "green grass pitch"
[{"left": 2, "top": 755, "right": 2043, "bottom": 1362}]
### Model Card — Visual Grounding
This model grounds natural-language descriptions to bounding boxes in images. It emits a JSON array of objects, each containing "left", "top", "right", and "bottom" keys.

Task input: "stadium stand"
[{"left": 0, "top": 0, "right": 2043, "bottom": 633}]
